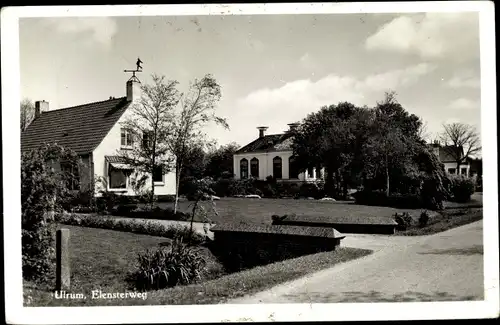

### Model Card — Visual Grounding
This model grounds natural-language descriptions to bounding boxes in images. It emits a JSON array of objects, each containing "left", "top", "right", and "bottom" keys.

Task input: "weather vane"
[{"left": 124, "top": 57, "right": 143, "bottom": 81}]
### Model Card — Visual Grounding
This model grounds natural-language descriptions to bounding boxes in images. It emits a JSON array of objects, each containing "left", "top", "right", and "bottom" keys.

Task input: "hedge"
[{"left": 57, "top": 213, "right": 207, "bottom": 245}]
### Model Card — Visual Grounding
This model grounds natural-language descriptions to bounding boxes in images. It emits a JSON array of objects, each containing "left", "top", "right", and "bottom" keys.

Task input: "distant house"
[
  {"left": 233, "top": 124, "right": 323, "bottom": 182},
  {"left": 429, "top": 143, "right": 471, "bottom": 176},
  {"left": 21, "top": 76, "right": 176, "bottom": 196}
]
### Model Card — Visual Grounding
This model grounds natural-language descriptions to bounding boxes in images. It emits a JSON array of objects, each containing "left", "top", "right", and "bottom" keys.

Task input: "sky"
[{"left": 19, "top": 11, "right": 481, "bottom": 148}]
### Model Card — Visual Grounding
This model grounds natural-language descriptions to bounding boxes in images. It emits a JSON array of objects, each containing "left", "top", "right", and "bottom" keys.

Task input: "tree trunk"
[
  {"left": 174, "top": 161, "right": 182, "bottom": 213},
  {"left": 456, "top": 161, "right": 461, "bottom": 175},
  {"left": 385, "top": 153, "right": 390, "bottom": 196},
  {"left": 325, "top": 166, "right": 335, "bottom": 197},
  {"left": 189, "top": 199, "right": 199, "bottom": 244}
]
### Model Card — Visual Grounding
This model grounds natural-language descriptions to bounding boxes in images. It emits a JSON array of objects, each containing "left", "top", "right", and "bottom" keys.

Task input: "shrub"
[
  {"left": 419, "top": 210, "right": 430, "bottom": 228},
  {"left": 353, "top": 190, "right": 423, "bottom": 209},
  {"left": 386, "top": 193, "right": 422, "bottom": 209},
  {"left": 21, "top": 143, "right": 82, "bottom": 283},
  {"left": 133, "top": 239, "right": 207, "bottom": 290},
  {"left": 275, "top": 182, "right": 301, "bottom": 198},
  {"left": 299, "top": 182, "right": 323, "bottom": 199},
  {"left": 58, "top": 213, "right": 207, "bottom": 245},
  {"left": 449, "top": 175, "right": 475, "bottom": 203},
  {"left": 394, "top": 212, "right": 413, "bottom": 231}
]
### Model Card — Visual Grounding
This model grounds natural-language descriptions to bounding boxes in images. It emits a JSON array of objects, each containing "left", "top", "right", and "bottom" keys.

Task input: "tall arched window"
[
  {"left": 250, "top": 158, "right": 259, "bottom": 178},
  {"left": 289, "top": 156, "right": 299, "bottom": 179},
  {"left": 240, "top": 158, "right": 248, "bottom": 179},
  {"left": 273, "top": 156, "right": 282, "bottom": 179}
]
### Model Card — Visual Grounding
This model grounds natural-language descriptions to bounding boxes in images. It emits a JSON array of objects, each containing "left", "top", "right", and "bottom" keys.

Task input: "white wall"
[
  {"left": 233, "top": 150, "right": 321, "bottom": 181},
  {"left": 443, "top": 162, "right": 470, "bottom": 176},
  {"left": 92, "top": 104, "right": 176, "bottom": 196}
]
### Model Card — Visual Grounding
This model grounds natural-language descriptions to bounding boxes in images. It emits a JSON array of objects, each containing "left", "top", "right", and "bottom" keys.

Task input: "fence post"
[{"left": 56, "top": 228, "right": 70, "bottom": 291}]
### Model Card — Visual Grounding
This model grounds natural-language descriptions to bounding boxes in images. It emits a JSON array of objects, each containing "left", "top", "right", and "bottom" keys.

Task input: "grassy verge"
[
  {"left": 24, "top": 225, "right": 371, "bottom": 306},
  {"left": 397, "top": 208, "right": 483, "bottom": 236}
]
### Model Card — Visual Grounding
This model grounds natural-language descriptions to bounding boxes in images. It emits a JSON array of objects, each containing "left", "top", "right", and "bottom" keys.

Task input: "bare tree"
[
  {"left": 21, "top": 98, "right": 35, "bottom": 131},
  {"left": 168, "top": 74, "right": 229, "bottom": 213},
  {"left": 440, "top": 122, "right": 482, "bottom": 171},
  {"left": 117, "top": 75, "right": 180, "bottom": 207}
]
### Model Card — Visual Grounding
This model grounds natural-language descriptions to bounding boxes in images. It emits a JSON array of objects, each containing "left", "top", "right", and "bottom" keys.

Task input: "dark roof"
[
  {"left": 429, "top": 144, "right": 465, "bottom": 163},
  {"left": 235, "top": 133, "right": 294, "bottom": 154},
  {"left": 273, "top": 214, "right": 397, "bottom": 226},
  {"left": 210, "top": 223, "right": 345, "bottom": 239},
  {"left": 21, "top": 97, "right": 131, "bottom": 155}
]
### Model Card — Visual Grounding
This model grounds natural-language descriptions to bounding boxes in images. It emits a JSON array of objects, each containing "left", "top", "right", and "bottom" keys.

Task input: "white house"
[
  {"left": 21, "top": 74, "right": 176, "bottom": 197},
  {"left": 429, "top": 143, "right": 470, "bottom": 176},
  {"left": 233, "top": 124, "right": 323, "bottom": 182}
]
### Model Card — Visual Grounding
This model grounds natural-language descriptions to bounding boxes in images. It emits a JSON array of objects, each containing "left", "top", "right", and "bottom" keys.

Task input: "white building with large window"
[
  {"left": 233, "top": 125, "right": 323, "bottom": 182},
  {"left": 429, "top": 143, "right": 471, "bottom": 176},
  {"left": 21, "top": 75, "right": 176, "bottom": 197}
]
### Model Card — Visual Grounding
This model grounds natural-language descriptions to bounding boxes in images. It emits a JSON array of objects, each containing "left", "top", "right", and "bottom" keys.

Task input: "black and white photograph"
[{"left": 2, "top": 2, "right": 498, "bottom": 323}]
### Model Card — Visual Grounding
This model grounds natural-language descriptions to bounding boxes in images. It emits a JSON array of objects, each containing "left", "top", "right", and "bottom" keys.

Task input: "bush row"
[
  {"left": 57, "top": 213, "right": 207, "bottom": 245},
  {"left": 182, "top": 176, "right": 328, "bottom": 200},
  {"left": 353, "top": 190, "right": 423, "bottom": 209},
  {"left": 354, "top": 174, "right": 477, "bottom": 209},
  {"left": 111, "top": 205, "right": 190, "bottom": 221}
]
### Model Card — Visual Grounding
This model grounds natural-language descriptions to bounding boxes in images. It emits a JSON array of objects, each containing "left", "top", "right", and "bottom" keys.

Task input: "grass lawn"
[
  {"left": 157, "top": 198, "right": 420, "bottom": 225},
  {"left": 24, "top": 224, "right": 372, "bottom": 306},
  {"left": 396, "top": 207, "right": 483, "bottom": 236}
]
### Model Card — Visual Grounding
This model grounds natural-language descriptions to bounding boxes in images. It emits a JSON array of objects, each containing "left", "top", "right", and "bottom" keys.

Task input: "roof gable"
[
  {"left": 235, "top": 133, "right": 294, "bottom": 154},
  {"left": 439, "top": 145, "right": 464, "bottom": 163},
  {"left": 21, "top": 97, "right": 131, "bottom": 155}
]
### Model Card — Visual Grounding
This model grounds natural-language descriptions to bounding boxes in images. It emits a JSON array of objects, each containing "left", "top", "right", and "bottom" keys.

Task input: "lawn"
[
  {"left": 158, "top": 198, "right": 420, "bottom": 225},
  {"left": 24, "top": 224, "right": 372, "bottom": 306},
  {"left": 397, "top": 207, "right": 483, "bottom": 236}
]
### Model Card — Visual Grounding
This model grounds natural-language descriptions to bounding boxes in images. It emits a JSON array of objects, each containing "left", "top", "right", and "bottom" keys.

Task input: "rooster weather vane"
[{"left": 124, "top": 57, "right": 143, "bottom": 81}]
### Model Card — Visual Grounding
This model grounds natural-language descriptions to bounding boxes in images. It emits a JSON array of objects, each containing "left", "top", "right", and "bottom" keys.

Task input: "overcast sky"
[{"left": 19, "top": 12, "right": 481, "bottom": 147}]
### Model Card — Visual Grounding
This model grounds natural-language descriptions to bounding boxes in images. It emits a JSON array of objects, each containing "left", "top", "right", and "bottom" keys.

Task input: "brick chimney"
[
  {"left": 35, "top": 100, "right": 49, "bottom": 118},
  {"left": 257, "top": 126, "right": 269, "bottom": 138},
  {"left": 126, "top": 76, "right": 142, "bottom": 102}
]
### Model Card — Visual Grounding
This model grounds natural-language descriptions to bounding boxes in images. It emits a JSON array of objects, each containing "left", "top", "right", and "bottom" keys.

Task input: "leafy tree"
[
  {"left": 180, "top": 144, "right": 208, "bottom": 180},
  {"left": 21, "top": 143, "right": 82, "bottom": 282},
  {"left": 117, "top": 75, "right": 180, "bottom": 208},
  {"left": 291, "top": 102, "right": 372, "bottom": 198},
  {"left": 440, "top": 122, "right": 482, "bottom": 171},
  {"left": 167, "top": 75, "right": 229, "bottom": 212},
  {"left": 21, "top": 98, "right": 35, "bottom": 131},
  {"left": 204, "top": 142, "right": 240, "bottom": 179}
]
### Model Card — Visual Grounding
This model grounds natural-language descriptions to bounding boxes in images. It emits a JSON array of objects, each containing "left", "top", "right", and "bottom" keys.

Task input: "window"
[
  {"left": 461, "top": 168, "right": 468, "bottom": 176},
  {"left": 273, "top": 156, "right": 282, "bottom": 179},
  {"left": 289, "top": 157, "right": 299, "bottom": 179},
  {"left": 61, "top": 162, "right": 80, "bottom": 191},
  {"left": 308, "top": 167, "right": 314, "bottom": 178},
  {"left": 153, "top": 165, "right": 163, "bottom": 183},
  {"left": 448, "top": 168, "right": 456, "bottom": 174},
  {"left": 121, "top": 128, "right": 134, "bottom": 147},
  {"left": 240, "top": 158, "right": 248, "bottom": 179},
  {"left": 142, "top": 131, "right": 153, "bottom": 149},
  {"left": 109, "top": 166, "right": 127, "bottom": 189},
  {"left": 250, "top": 158, "right": 259, "bottom": 178}
]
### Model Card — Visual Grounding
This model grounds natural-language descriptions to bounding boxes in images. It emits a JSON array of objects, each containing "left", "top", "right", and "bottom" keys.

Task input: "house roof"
[
  {"left": 235, "top": 133, "right": 294, "bottom": 154},
  {"left": 21, "top": 97, "right": 131, "bottom": 155},
  {"left": 429, "top": 144, "right": 464, "bottom": 163}
]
